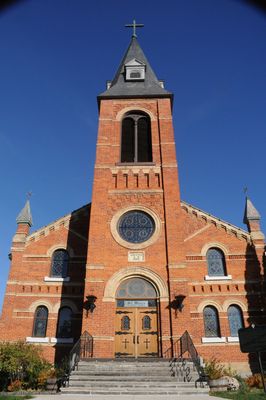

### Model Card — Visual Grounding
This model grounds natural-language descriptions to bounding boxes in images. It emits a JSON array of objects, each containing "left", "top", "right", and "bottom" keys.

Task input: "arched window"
[
  {"left": 142, "top": 315, "right": 151, "bottom": 330},
  {"left": 121, "top": 112, "right": 152, "bottom": 163},
  {"left": 56, "top": 307, "right": 72, "bottom": 338},
  {"left": 33, "top": 306, "right": 48, "bottom": 337},
  {"left": 207, "top": 248, "right": 226, "bottom": 276},
  {"left": 50, "top": 249, "right": 69, "bottom": 278},
  {"left": 203, "top": 306, "right": 220, "bottom": 337},
  {"left": 227, "top": 305, "right": 244, "bottom": 337},
  {"left": 121, "top": 316, "right": 130, "bottom": 331}
]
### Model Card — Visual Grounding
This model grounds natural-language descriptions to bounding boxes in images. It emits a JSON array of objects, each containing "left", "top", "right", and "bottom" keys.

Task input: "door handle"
[
  {"left": 133, "top": 336, "right": 135, "bottom": 344},
  {"left": 137, "top": 335, "right": 139, "bottom": 344}
]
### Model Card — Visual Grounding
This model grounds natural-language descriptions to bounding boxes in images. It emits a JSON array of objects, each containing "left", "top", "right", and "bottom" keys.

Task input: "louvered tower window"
[{"left": 121, "top": 112, "right": 152, "bottom": 163}]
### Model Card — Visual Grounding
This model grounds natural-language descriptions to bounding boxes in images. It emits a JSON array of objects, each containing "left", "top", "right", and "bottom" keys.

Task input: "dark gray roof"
[
  {"left": 16, "top": 200, "right": 33, "bottom": 226},
  {"left": 98, "top": 36, "right": 172, "bottom": 102},
  {"left": 243, "top": 197, "right": 260, "bottom": 224}
]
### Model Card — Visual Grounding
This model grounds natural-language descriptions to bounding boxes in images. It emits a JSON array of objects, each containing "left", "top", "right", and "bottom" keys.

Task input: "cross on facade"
[
  {"left": 122, "top": 338, "right": 130, "bottom": 349},
  {"left": 125, "top": 19, "right": 144, "bottom": 38},
  {"left": 144, "top": 338, "right": 150, "bottom": 349}
]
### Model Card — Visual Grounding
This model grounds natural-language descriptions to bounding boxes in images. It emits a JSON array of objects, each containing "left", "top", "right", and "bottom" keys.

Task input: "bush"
[
  {"left": 0, "top": 341, "right": 52, "bottom": 391},
  {"left": 204, "top": 358, "right": 237, "bottom": 380},
  {"left": 246, "top": 373, "right": 266, "bottom": 389}
]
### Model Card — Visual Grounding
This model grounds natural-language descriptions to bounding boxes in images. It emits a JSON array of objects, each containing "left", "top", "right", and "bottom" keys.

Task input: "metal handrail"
[
  {"left": 59, "top": 331, "right": 93, "bottom": 389},
  {"left": 165, "top": 330, "right": 208, "bottom": 386}
]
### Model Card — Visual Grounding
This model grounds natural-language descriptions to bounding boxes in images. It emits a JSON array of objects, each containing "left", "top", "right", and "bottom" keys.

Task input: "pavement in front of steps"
[{"left": 31, "top": 394, "right": 212, "bottom": 400}]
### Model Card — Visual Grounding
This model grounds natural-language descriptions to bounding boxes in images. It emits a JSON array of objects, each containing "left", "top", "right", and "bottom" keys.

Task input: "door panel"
[
  {"left": 115, "top": 309, "right": 135, "bottom": 357},
  {"left": 137, "top": 308, "right": 158, "bottom": 357},
  {"left": 115, "top": 306, "right": 158, "bottom": 357}
]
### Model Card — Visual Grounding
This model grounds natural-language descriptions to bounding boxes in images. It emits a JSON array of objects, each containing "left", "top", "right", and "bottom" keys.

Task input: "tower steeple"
[
  {"left": 16, "top": 199, "right": 33, "bottom": 227},
  {"left": 98, "top": 36, "right": 172, "bottom": 102},
  {"left": 243, "top": 196, "right": 264, "bottom": 244}
]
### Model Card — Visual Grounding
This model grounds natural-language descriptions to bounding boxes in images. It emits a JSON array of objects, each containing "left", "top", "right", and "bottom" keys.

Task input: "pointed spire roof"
[
  {"left": 98, "top": 36, "right": 172, "bottom": 102},
  {"left": 243, "top": 197, "right": 260, "bottom": 224},
  {"left": 16, "top": 200, "right": 33, "bottom": 226}
]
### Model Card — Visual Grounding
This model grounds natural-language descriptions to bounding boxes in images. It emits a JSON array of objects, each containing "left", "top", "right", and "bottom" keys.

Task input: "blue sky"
[{"left": 0, "top": 0, "right": 266, "bottom": 311}]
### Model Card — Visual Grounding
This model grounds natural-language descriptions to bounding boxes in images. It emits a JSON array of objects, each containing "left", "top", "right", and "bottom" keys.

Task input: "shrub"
[
  {"left": 246, "top": 373, "right": 266, "bottom": 389},
  {"left": 0, "top": 341, "right": 52, "bottom": 391},
  {"left": 204, "top": 358, "right": 226, "bottom": 380}
]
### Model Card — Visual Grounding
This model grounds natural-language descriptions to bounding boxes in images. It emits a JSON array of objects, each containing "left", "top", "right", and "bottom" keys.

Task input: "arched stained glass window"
[
  {"left": 228, "top": 305, "right": 244, "bottom": 337},
  {"left": 121, "top": 112, "right": 152, "bottom": 163},
  {"left": 121, "top": 316, "right": 130, "bottom": 330},
  {"left": 33, "top": 306, "right": 48, "bottom": 337},
  {"left": 207, "top": 248, "right": 226, "bottom": 276},
  {"left": 203, "top": 306, "right": 220, "bottom": 337},
  {"left": 56, "top": 307, "right": 72, "bottom": 338},
  {"left": 116, "top": 278, "right": 157, "bottom": 299},
  {"left": 51, "top": 249, "right": 69, "bottom": 278},
  {"left": 142, "top": 315, "right": 151, "bottom": 330}
]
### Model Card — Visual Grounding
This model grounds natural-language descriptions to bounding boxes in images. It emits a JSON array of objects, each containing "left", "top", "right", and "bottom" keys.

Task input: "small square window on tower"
[{"left": 125, "top": 58, "right": 146, "bottom": 81}]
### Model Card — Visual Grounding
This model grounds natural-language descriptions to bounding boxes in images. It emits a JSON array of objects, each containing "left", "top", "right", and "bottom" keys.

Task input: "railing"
[
  {"left": 165, "top": 330, "right": 209, "bottom": 387},
  {"left": 60, "top": 331, "right": 93, "bottom": 389}
]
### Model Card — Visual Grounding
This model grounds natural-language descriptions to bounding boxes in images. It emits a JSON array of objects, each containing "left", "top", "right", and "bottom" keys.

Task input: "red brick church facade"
[{"left": 1, "top": 33, "right": 265, "bottom": 373}]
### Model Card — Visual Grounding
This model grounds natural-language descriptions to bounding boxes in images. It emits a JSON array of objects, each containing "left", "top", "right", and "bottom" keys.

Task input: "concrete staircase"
[{"left": 62, "top": 358, "right": 209, "bottom": 396}]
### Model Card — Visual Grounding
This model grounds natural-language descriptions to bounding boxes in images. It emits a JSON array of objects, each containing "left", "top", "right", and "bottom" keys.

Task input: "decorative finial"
[
  {"left": 125, "top": 19, "right": 144, "bottom": 38},
  {"left": 26, "top": 191, "right": 33, "bottom": 200}
]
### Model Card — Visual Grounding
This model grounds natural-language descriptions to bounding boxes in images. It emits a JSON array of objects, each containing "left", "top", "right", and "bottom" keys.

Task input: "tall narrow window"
[
  {"left": 50, "top": 249, "right": 69, "bottom": 278},
  {"left": 121, "top": 112, "right": 152, "bottom": 163},
  {"left": 203, "top": 306, "right": 220, "bottom": 337},
  {"left": 33, "top": 306, "right": 48, "bottom": 337},
  {"left": 56, "top": 307, "right": 72, "bottom": 338},
  {"left": 207, "top": 248, "right": 226, "bottom": 276},
  {"left": 228, "top": 305, "right": 244, "bottom": 337}
]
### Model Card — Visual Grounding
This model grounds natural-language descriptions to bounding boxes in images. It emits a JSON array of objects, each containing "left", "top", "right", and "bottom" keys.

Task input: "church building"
[{"left": 0, "top": 28, "right": 265, "bottom": 374}]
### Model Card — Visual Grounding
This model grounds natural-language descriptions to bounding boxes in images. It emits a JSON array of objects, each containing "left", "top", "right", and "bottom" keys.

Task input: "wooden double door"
[{"left": 115, "top": 305, "right": 158, "bottom": 358}]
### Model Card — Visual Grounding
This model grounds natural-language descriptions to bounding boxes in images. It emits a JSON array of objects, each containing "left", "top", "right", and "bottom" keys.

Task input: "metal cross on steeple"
[{"left": 125, "top": 19, "right": 144, "bottom": 38}]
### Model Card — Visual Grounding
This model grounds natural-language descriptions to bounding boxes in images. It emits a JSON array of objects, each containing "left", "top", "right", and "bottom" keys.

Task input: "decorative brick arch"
[
  {"left": 53, "top": 300, "right": 79, "bottom": 314},
  {"left": 201, "top": 242, "right": 229, "bottom": 257},
  {"left": 197, "top": 300, "right": 223, "bottom": 313},
  {"left": 115, "top": 106, "right": 156, "bottom": 121},
  {"left": 28, "top": 300, "right": 53, "bottom": 313},
  {"left": 47, "top": 244, "right": 74, "bottom": 257},
  {"left": 103, "top": 266, "right": 169, "bottom": 303},
  {"left": 223, "top": 299, "right": 247, "bottom": 312}
]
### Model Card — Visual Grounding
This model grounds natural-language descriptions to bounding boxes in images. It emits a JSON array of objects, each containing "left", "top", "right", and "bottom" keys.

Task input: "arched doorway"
[{"left": 115, "top": 277, "right": 159, "bottom": 358}]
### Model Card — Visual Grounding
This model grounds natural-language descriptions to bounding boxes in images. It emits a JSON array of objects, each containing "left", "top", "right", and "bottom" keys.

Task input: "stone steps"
[{"left": 62, "top": 358, "right": 209, "bottom": 396}]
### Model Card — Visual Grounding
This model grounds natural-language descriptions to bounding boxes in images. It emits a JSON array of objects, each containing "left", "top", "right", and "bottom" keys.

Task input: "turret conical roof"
[
  {"left": 16, "top": 200, "right": 33, "bottom": 226},
  {"left": 243, "top": 197, "right": 260, "bottom": 224}
]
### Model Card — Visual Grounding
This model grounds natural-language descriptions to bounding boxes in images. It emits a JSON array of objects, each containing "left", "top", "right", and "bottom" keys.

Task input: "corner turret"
[
  {"left": 13, "top": 200, "right": 33, "bottom": 243},
  {"left": 243, "top": 197, "right": 264, "bottom": 244}
]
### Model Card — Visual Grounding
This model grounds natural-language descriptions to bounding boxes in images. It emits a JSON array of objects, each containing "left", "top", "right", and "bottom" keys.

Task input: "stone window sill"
[
  {"left": 204, "top": 275, "right": 232, "bottom": 281},
  {"left": 50, "top": 337, "right": 74, "bottom": 344},
  {"left": 26, "top": 337, "right": 49, "bottom": 343},
  {"left": 44, "top": 276, "right": 70, "bottom": 282},
  {"left": 202, "top": 337, "right": 226, "bottom": 343},
  {"left": 227, "top": 336, "right": 239, "bottom": 342}
]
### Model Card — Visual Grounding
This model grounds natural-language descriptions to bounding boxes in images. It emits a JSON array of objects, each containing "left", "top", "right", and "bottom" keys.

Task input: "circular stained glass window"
[{"left": 118, "top": 211, "right": 155, "bottom": 244}]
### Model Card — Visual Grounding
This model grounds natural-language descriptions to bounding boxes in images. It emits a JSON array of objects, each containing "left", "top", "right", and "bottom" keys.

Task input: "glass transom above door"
[{"left": 118, "top": 211, "right": 155, "bottom": 243}]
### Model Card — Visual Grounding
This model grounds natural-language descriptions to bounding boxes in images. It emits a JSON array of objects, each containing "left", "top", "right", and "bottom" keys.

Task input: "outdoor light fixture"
[{"left": 84, "top": 295, "right": 97, "bottom": 316}]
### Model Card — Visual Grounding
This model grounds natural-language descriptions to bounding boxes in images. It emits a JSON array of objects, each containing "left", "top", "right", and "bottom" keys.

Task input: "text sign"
[
  {"left": 239, "top": 326, "right": 266, "bottom": 353},
  {"left": 124, "top": 300, "right": 148, "bottom": 307},
  {"left": 128, "top": 252, "right": 145, "bottom": 262}
]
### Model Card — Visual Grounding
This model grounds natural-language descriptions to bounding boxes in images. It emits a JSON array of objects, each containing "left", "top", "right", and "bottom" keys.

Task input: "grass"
[
  {"left": 0, "top": 396, "right": 33, "bottom": 400},
  {"left": 210, "top": 389, "right": 266, "bottom": 399}
]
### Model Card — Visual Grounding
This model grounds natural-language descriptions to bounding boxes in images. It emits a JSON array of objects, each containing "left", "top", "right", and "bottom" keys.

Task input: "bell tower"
[{"left": 82, "top": 26, "right": 187, "bottom": 358}]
